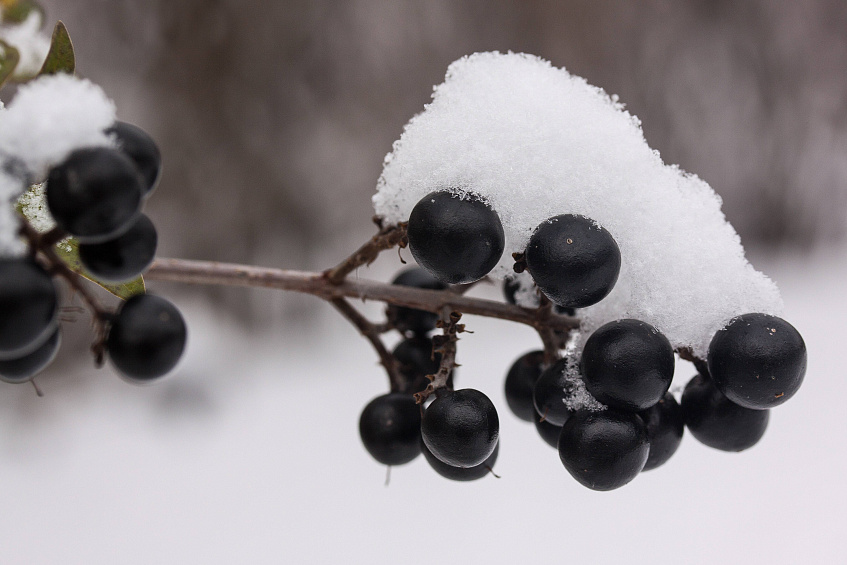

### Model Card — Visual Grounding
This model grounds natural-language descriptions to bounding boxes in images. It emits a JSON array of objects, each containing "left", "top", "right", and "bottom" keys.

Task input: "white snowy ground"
[{"left": 0, "top": 247, "right": 844, "bottom": 564}]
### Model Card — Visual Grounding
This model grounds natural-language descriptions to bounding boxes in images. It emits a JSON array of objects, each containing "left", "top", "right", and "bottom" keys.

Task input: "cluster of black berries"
[
  {"left": 361, "top": 190, "right": 807, "bottom": 490},
  {"left": 0, "top": 122, "right": 187, "bottom": 385},
  {"left": 359, "top": 266, "right": 500, "bottom": 480}
]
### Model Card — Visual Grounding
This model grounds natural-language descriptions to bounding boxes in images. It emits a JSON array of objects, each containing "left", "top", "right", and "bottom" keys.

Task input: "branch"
[
  {"left": 414, "top": 311, "right": 462, "bottom": 404},
  {"left": 323, "top": 221, "right": 408, "bottom": 284},
  {"left": 329, "top": 297, "right": 402, "bottom": 391},
  {"left": 145, "top": 258, "right": 580, "bottom": 333}
]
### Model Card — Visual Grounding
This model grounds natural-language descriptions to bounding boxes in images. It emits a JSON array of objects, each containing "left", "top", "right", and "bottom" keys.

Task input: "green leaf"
[
  {"left": 37, "top": 20, "right": 74, "bottom": 76},
  {"left": 55, "top": 238, "right": 146, "bottom": 300},
  {"left": 1, "top": 0, "right": 45, "bottom": 25},
  {"left": 16, "top": 183, "right": 145, "bottom": 300},
  {"left": 0, "top": 39, "right": 19, "bottom": 88}
]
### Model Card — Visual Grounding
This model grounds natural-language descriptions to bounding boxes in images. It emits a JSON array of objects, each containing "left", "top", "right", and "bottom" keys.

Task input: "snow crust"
[
  {"left": 374, "top": 52, "right": 782, "bottom": 357},
  {"left": 0, "top": 11, "right": 51, "bottom": 78}
]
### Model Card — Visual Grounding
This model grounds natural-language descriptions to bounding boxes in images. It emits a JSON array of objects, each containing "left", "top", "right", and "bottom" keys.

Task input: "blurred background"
[{"left": 1, "top": 1, "right": 846, "bottom": 563}]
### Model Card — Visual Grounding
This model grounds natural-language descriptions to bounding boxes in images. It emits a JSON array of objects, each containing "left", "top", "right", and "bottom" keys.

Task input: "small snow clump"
[
  {"left": 373, "top": 52, "right": 782, "bottom": 357},
  {"left": 0, "top": 11, "right": 51, "bottom": 78},
  {"left": 0, "top": 73, "right": 116, "bottom": 178}
]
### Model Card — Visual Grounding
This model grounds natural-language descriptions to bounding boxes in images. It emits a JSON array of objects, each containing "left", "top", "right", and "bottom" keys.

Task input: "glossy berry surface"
[
  {"left": 421, "top": 388, "right": 499, "bottom": 468},
  {"left": 107, "top": 294, "right": 187, "bottom": 381},
  {"left": 0, "top": 258, "right": 58, "bottom": 359},
  {"left": 534, "top": 413, "right": 563, "bottom": 449},
  {"left": 525, "top": 214, "right": 621, "bottom": 308},
  {"left": 359, "top": 393, "right": 422, "bottom": 466},
  {"left": 639, "top": 392, "right": 684, "bottom": 471},
  {"left": 393, "top": 336, "right": 441, "bottom": 394},
  {"left": 682, "top": 374, "right": 769, "bottom": 452},
  {"left": 407, "top": 191, "right": 505, "bottom": 284},
  {"left": 107, "top": 121, "right": 163, "bottom": 194},
  {"left": 533, "top": 357, "right": 574, "bottom": 426},
  {"left": 504, "top": 350, "right": 545, "bottom": 422},
  {"left": 46, "top": 147, "right": 143, "bottom": 243},
  {"left": 707, "top": 313, "right": 806, "bottom": 410},
  {"left": 79, "top": 214, "right": 158, "bottom": 282},
  {"left": 422, "top": 437, "right": 499, "bottom": 481},
  {"left": 0, "top": 328, "right": 61, "bottom": 384},
  {"left": 558, "top": 409, "right": 649, "bottom": 491},
  {"left": 386, "top": 267, "right": 446, "bottom": 335},
  {"left": 581, "top": 319, "right": 674, "bottom": 412}
]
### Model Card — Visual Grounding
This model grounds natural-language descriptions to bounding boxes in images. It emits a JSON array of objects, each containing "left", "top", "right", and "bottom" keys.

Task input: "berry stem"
[
  {"left": 323, "top": 220, "right": 408, "bottom": 284},
  {"left": 328, "top": 297, "right": 402, "bottom": 391},
  {"left": 413, "top": 310, "right": 461, "bottom": 404}
]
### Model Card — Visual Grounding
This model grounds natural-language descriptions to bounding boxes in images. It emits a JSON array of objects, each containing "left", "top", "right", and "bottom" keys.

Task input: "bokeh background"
[{"left": 1, "top": 1, "right": 845, "bottom": 563}]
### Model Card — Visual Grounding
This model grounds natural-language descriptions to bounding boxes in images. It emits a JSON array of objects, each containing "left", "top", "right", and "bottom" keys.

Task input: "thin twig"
[
  {"left": 324, "top": 222, "right": 408, "bottom": 284},
  {"left": 678, "top": 347, "right": 710, "bottom": 378},
  {"left": 329, "top": 297, "right": 402, "bottom": 391},
  {"left": 414, "top": 311, "right": 462, "bottom": 404}
]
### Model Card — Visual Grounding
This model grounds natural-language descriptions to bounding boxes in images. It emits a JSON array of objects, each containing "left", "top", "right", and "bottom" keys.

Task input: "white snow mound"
[{"left": 373, "top": 52, "right": 782, "bottom": 357}]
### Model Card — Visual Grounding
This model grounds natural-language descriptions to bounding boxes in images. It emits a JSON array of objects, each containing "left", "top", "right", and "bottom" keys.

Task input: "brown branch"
[
  {"left": 678, "top": 347, "right": 710, "bottom": 378},
  {"left": 323, "top": 221, "right": 408, "bottom": 284},
  {"left": 18, "top": 217, "right": 113, "bottom": 365},
  {"left": 532, "top": 293, "right": 563, "bottom": 365},
  {"left": 414, "top": 311, "right": 462, "bottom": 404},
  {"left": 329, "top": 297, "right": 402, "bottom": 391},
  {"left": 146, "top": 257, "right": 580, "bottom": 333}
]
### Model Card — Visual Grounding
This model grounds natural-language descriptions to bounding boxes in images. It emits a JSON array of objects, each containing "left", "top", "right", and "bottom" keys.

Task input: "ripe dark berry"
[
  {"left": 421, "top": 437, "right": 499, "bottom": 481},
  {"left": 532, "top": 357, "right": 574, "bottom": 426},
  {"left": 358, "top": 393, "right": 422, "bottom": 466},
  {"left": 106, "top": 121, "right": 162, "bottom": 194},
  {"left": 393, "top": 336, "right": 441, "bottom": 394},
  {"left": 504, "top": 350, "right": 545, "bottom": 422},
  {"left": 558, "top": 409, "right": 649, "bottom": 491},
  {"left": 581, "top": 319, "right": 674, "bottom": 412},
  {"left": 407, "top": 191, "right": 505, "bottom": 284},
  {"left": 79, "top": 214, "right": 158, "bottom": 282},
  {"left": 46, "top": 147, "right": 143, "bottom": 243},
  {"left": 107, "top": 294, "right": 187, "bottom": 381},
  {"left": 681, "top": 374, "right": 769, "bottom": 452},
  {"left": 707, "top": 313, "right": 806, "bottom": 410},
  {"left": 639, "top": 392, "right": 684, "bottom": 471},
  {"left": 386, "top": 267, "right": 446, "bottom": 335},
  {"left": 525, "top": 214, "right": 621, "bottom": 308},
  {"left": 534, "top": 413, "right": 563, "bottom": 449},
  {"left": 0, "top": 328, "right": 61, "bottom": 384},
  {"left": 0, "top": 257, "right": 58, "bottom": 359},
  {"left": 421, "top": 388, "right": 499, "bottom": 468}
]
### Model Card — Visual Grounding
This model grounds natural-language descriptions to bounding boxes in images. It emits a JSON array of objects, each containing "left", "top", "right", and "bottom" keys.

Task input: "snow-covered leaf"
[{"left": 0, "top": 0, "right": 45, "bottom": 26}]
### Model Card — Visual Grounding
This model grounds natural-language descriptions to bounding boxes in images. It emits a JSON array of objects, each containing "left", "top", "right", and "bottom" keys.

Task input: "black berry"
[
  {"left": 533, "top": 357, "right": 574, "bottom": 426},
  {"left": 0, "top": 328, "right": 61, "bottom": 384},
  {"left": 421, "top": 437, "right": 499, "bottom": 481},
  {"left": 707, "top": 313, "right": 806, "bottom": 410},
  {"left": 525, "top": 214, "right": 621, "bottom": 308},
  {"left": 393, "top": 336, "right": 441, "bottom": 394},
  {"left": 79, "top": 214, "right": 158, "bottom": 282},
  {"left": 358, "top": 393, "right": 422, "bottom": 466},
  {"left": 386, "top": 267, "right": 446, "bottom": 335},
  {"left": 581, "top": 319, "right": 674, "bottom": 412},
  {"left": 534, "top": 412, "right": 563, "bottom": 449},
  {"left": 407, "top": 191, "right": 505, "bottom": 284},
  {"left": 0, "top": 257, "right": 58, "bottom": 359},
  {"left": 107, "top": 294, "right": 187, "bottom": 381},
  {"left": 558, "top": 409, "right": 649, "bottom": 491},
  {"left": 46, "top": 147, "right": 144, "bottom": 243},
  {"left": 421, "top": 388, "right": 499, "bottom": 468},
  {"left": 107, "top": 121, "right": 163, "bottom": 194},
  {"left": 681, "top": 374, "right": 769, "bottom": 452},
  {"left": 639, "top": 392, "right": 684, "bottom": 471},
  {"left": 504, "top": 350, "right": 545, "bottom": 422}
]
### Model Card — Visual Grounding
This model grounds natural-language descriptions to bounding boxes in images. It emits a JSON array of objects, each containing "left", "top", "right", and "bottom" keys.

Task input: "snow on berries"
[{"left": 372, "top": 51, "right": 782, "bottom": 358}]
